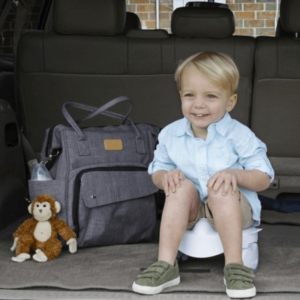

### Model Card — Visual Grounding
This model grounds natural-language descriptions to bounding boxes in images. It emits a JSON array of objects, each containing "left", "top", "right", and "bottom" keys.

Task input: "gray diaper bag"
[{"left": 28, "top": 97, "right": 160, "bottom": 248}]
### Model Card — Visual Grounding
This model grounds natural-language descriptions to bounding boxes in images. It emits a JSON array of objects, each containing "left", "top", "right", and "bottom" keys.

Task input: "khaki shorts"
[{"left": 187, "top": 189, "right": 253, "bottom": 230}]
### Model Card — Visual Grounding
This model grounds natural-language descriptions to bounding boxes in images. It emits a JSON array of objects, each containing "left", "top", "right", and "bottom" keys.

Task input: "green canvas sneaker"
[
  {"left": 223, "top": 263, "right": 256, "bottom": 298},
  {"left": 132, "top": 260, "right": 180, "bottom": 295}
]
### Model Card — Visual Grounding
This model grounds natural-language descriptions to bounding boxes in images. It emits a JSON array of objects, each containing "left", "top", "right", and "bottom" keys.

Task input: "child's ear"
[{"left": 226, "top": 94, "right": 237, "bottom": 112}]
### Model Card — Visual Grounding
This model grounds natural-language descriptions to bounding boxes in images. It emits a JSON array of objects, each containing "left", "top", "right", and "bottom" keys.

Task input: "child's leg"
[
  {"left": 132, "top": 178, "right": 201, "bottom": 295},
  {"left": 158, "top": 178, "right": 200, "bottom": 266},
  {"left": 206, "top": 183, "right": 243, "bottom": 265},
  {"left": 206, "top": 184, "right": 256, "bottom": 298}
]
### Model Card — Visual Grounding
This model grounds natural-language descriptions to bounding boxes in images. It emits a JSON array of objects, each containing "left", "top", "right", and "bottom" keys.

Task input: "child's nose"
[{"left": 194, "top": 97, "right": 205, "bottom": 107}]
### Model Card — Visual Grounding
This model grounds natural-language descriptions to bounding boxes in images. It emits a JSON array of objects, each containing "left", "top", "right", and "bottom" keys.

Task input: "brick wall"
[
  {"left": 126, "top": 0, "right": 281, "bottom": 37},
  {"left": 229, "top": 0, "right": 280, "bottom": 37}
]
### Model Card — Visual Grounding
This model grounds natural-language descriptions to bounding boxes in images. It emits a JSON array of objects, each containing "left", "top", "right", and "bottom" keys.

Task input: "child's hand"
[
  {"left": 207, "top": 170, "right": 238, "bottom": 196},
  {"left": 162, "top": 169, "right": 184, "bottom": 197}
]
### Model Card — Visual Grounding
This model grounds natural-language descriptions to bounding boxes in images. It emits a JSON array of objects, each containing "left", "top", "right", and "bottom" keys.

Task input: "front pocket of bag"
[
  {"left": 28, "top": 180, "right": 67, "bottom": 221},
  {"left": 73, "top": 167, "right": 158, "bottom": 248}
]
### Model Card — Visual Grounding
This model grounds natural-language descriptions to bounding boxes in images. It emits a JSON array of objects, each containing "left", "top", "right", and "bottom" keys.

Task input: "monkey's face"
[{"left": 33, "top": 201, "right": 53, "bottom": 222}]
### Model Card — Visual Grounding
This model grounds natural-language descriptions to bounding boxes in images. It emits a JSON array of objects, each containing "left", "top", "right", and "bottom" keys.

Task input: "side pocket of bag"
[{"left": 28, "top": 180, "right": 67, "bottom": 222}]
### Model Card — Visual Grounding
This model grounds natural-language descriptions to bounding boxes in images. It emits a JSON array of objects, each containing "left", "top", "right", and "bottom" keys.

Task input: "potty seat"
[{"left": 178, "top": 218, "right": 262, "bottom": 270}]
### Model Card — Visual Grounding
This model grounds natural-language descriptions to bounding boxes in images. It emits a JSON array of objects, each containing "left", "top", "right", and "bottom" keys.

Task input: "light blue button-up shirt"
[{"left": 148, "top": 112, "right": 274, "bottom": 227}]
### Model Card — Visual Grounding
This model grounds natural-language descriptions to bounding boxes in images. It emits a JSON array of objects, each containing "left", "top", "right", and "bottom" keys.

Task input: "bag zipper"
[{"left": 73, "top": 166, "right": 148, "bottom": 236}]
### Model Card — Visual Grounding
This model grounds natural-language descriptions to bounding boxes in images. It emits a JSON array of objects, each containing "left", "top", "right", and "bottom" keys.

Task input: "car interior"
[{"left": 0, "top": 0, "right": 300, "bottom": 299}]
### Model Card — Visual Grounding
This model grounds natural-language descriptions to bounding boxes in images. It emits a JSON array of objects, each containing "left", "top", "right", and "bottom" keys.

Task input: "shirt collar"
[
  {"left": 215, "top": 112, "right": 232, "bottom": 136},
  {"left": 173, "top": 112, "right": 232, "bottom": 137}
]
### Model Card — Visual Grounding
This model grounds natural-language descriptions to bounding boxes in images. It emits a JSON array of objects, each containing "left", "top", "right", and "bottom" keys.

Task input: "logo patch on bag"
[{"left": 104, "top": 139, "right": 123, "bottom": 150}]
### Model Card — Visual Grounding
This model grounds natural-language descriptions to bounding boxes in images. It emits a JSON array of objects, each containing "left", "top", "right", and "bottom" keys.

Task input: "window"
[{"left": 126, "top": 0, "right": 281, "bottom": 37}]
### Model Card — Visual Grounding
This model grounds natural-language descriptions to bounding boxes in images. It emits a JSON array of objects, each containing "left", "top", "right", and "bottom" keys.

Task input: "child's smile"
[
  {"left": 180, "top": 64, "right": 237, "bottom": 140},
  {"left": 193, "top": 113, "right": 209, "bottom": 117}
]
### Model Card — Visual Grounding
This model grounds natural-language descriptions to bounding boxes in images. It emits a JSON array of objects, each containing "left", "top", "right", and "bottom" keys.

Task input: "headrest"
[
  {"left": 123, "top": 12, "right": 142, "bottom": 34},
  {"left": 54, "top": 0, "right": 126, "bottom": 35},
  {"left": 276, "top": 17, "right": 294, "bottom": 37},
  {"left": 280, "top": 0, "right": 300, "bottom": 33},
  {"left": 171, "top": 7, "right": 235, "bottom": 38},
  {"left": 126, "top": 29, "right": 169, "bottom": 39}
]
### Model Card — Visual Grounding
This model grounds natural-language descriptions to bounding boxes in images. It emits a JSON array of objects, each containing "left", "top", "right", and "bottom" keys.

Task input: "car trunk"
[
  {"left": 1, "top": 211, "right": 300, "bottom": 299},
  {"left": 1, "top": 0, "right": 300, "bottom": 299}
]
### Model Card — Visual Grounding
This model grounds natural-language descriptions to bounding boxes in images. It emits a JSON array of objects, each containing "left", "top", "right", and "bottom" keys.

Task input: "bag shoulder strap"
[
  {"left": 62, "top": 97, "right": 146, "bottom": 155},
  {"left": 62, "top": 96, "right": 132, "bottom": 139}
]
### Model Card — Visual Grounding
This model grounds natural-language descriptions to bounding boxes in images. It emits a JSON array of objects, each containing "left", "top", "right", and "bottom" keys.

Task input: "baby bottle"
[{"left": 31, "top": 163, "right": 52, "bottom": 181}]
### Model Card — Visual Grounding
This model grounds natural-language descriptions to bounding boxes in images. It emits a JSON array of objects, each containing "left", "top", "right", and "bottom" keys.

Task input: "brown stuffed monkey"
[{"left": 11, "top": 194, "right": 77, "bottom": 262}]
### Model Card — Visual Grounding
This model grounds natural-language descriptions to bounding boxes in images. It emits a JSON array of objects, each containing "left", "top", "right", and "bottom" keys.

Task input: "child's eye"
[
  {"left": 184, "top": 93, "right": 193, "bottom": 98},
  {"left": 207, "top": 94, "right": 217, "bottom": 99}
]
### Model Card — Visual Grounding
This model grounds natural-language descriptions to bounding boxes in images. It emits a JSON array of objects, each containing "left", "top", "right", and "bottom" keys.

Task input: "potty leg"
[
  {"left": 177, "top": 250, "right": 189, "bottom": 262},
  {"left": 242, "top": 242, "right": 259, "bottom": 271}
]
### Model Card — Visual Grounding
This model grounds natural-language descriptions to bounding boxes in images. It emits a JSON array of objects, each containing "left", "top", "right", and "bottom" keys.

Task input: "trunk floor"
[
  {"left": 0, "top": 215, "right": 300, "bottom": 299},
  {"left": 1, "top": 290, "right": 300, "bottom": 300}
]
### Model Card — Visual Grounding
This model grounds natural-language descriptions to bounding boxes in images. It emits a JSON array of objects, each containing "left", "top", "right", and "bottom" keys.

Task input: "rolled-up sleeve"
[
  {"left": 148, "top": 130, "right": 176, "bottom": 175},
  {"left": 236, "top": 132, "right": 275, "bottom": 182}
]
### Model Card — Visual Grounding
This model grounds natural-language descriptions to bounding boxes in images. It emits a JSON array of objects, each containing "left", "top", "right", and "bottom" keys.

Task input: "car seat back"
[
  {"left": 252, "top": 0, "right": 300, "bottom": 198},
  {"left": 17, "top": 0, "right": 255, "bottom": 153}
]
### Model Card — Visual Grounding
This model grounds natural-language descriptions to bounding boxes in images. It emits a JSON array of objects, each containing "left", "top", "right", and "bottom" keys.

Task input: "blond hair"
[{"left": 174, "top": 52, "right": 239, "bottom": 96}]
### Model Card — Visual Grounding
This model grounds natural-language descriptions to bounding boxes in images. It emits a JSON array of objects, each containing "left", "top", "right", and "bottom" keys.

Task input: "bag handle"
[
  {"left": 74, "top": 97, "right": 133, "bottom": 125},
  {"left": 62, "top": 96, "right": 145, "bottom": 155},
  {"left": 62, "top": 96, "right": 132, "bottom": 134}
]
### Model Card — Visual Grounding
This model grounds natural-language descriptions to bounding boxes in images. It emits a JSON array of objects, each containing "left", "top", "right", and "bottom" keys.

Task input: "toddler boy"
[{"left": 132, "top": 52, "right": 274, "bottom": 298}]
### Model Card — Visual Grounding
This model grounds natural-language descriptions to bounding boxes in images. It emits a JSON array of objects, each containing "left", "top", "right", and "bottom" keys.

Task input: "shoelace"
[{"left": 226, "top": 266, "right": 255, "bottom": 284}]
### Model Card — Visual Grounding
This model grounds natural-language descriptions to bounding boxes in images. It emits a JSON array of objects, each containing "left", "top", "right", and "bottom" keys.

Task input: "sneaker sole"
[
  {"left": 132, "top": 276, "right": 180, "bottom": 295},
  {"left": 223, "top": 278, "right": 256, "bottom": 298}
]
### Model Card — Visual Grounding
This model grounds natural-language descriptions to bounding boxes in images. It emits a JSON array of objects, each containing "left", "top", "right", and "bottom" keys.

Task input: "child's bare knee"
[
  {"left": 165, "top": 179, "right": 198, "bottom": 206},
  {"left": 208, "top": 188, "right": 239, "bottom": 211},
  {"left": 179, "top": 179, "right": 198, "bottom": 198},
  {"left": 181, "top": 178, "right": 196, "bottom": 190}
]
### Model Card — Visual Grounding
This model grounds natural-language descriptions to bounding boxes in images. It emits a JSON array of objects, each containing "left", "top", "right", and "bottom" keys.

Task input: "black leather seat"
[
  {"left": 252, "top": 0, "right": 300, "bottom": 199},
  {"left": 276, "top": 17, "right": 294, "bottom": 37},
  {"left": 123, "top": 12, "right": 142, "bottom": 33},
  {"left": 17, "top": 0, "right": 254, "bottom": 153}
]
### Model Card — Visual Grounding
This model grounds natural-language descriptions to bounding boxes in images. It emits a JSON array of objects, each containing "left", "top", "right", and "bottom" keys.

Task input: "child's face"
[{"left": 180, "top": 64, "right": 237, "bottom": 140}]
